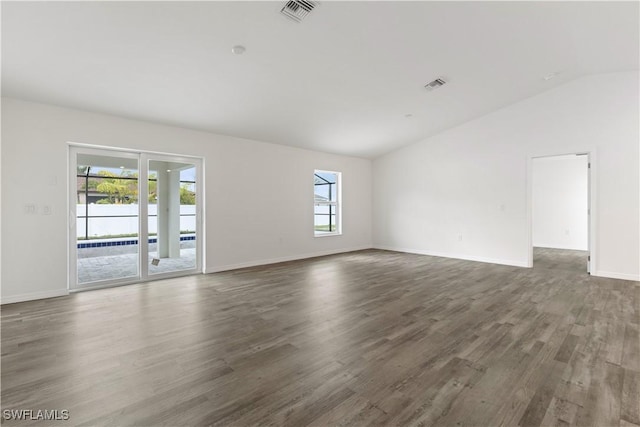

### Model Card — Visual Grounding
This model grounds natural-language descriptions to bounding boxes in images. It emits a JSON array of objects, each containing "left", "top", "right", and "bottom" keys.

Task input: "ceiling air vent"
[
  {"left": 280, "top": 0, "right": 317, "bottom": 23},
  {"left": 424, "top": 78, "right": 447, "bottom": 92}
]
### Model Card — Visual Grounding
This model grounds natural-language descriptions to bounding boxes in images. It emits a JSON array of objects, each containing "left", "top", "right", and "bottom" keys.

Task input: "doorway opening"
[
  {"left": 69, "top": 145, "right": 203, "bottom": 290},
  {"left": 529, "top": 153, "right": 592, "bottom": 274}
]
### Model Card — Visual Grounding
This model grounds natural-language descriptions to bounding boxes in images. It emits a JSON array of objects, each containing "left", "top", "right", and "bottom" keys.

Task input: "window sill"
[{"left": 314, "top": 232, "right": 342, "bottom": 238}]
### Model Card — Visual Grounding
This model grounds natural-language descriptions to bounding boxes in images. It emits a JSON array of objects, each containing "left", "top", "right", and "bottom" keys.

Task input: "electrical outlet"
[{"left": 24, "top": 204, "right": 37, "bottom": 215}]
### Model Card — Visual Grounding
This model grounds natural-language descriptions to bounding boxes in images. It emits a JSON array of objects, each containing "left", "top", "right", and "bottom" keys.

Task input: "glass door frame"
[
  {"left": 140, "top": 152, "right": 203, "bottom": 280},
  {"left": 68, "top": 144, "right": 203, "bottom": 291}
]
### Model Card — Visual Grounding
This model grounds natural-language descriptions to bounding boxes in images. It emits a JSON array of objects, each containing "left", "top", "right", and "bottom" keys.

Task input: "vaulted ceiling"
[{"left": 2, "top": 1, "right": 638, "bottom": 158}]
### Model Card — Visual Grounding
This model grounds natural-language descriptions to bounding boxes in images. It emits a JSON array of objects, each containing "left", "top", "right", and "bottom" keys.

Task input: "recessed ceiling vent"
[
  {"left": 280, "top": 0, "right": 317, "bottom": 23},
  {"left": 424, "top": 78, "right": 447, "bottom": 92}
]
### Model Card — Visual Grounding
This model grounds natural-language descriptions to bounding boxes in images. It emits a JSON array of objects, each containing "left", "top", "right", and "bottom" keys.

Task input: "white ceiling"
[{"left": 2, "top": 1, "right": 638, "bottom": 158}]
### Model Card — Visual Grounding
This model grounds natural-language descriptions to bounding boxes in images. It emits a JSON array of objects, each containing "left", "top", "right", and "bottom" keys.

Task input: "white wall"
[
  {"left": 532, "top": 155, "right": 588, "bottom": 251},
  {"left": 1, "top": 98, "right": 372, "bottom": 303},
  {"left": 373, "top": 71, "right": 639, "bottom": 281}
]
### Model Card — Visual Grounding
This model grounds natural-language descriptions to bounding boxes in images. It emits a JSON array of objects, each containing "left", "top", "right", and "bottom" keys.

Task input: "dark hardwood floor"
[{"left": 1, "top": 248, "right": 639, "bottom": 426}]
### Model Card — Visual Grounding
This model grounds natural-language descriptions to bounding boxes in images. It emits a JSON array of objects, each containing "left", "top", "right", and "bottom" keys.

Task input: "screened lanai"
[{"left": 75, "top": 153, "right": 197, "bottom": 286}]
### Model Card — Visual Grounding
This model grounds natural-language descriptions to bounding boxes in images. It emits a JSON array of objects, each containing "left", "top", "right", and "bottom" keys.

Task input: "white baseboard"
[
  {"left": 533, "top": 244, "right": 589, "bottom": 251},
  {"left": 205, "top": 245, "right": 373, "bottom": 274},
  {"left": 1, "top": 289, "right": 69, "bottom": 305},
  {"left": 374, "top": 245, "right": 529, "bottom": 268},
  {"left": 593, "top": 270, "right": 640, "bottom": 282}
]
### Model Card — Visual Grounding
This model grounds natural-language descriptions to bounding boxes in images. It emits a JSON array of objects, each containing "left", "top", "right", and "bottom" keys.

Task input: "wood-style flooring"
[{"left": 1, "top": 248, "right": 639, "bottom": 426}]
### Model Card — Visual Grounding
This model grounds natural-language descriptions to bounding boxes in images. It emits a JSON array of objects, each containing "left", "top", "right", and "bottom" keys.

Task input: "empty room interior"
[{"left": 1, "top": 1, "right": 639, "bottom": 426}]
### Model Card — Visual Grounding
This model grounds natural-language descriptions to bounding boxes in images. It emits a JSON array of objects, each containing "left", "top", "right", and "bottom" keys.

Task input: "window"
[{"left": 314, "top": 170, "right": 341, "bottom": 236}]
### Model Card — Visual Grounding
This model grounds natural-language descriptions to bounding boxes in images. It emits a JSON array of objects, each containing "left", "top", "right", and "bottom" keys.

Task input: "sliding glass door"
[
  {"left": 74, "top": 150, "right": 140, "bottom": 285},
  {"left": 145, "top": 155, "right": 199, "bottom": 276},
  {"left": 69, "top": 146, "right": 202, "bottom": 290}
]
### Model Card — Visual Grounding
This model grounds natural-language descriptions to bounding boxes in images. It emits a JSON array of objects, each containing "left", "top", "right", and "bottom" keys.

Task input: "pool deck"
[{"left": 77, "top": 248, "right": 196, "bottom": 284}]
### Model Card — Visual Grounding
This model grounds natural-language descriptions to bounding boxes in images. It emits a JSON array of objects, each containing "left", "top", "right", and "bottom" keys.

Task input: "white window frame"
[{"left": 314, "top": 170, "right": 342, "bottom": 237}]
